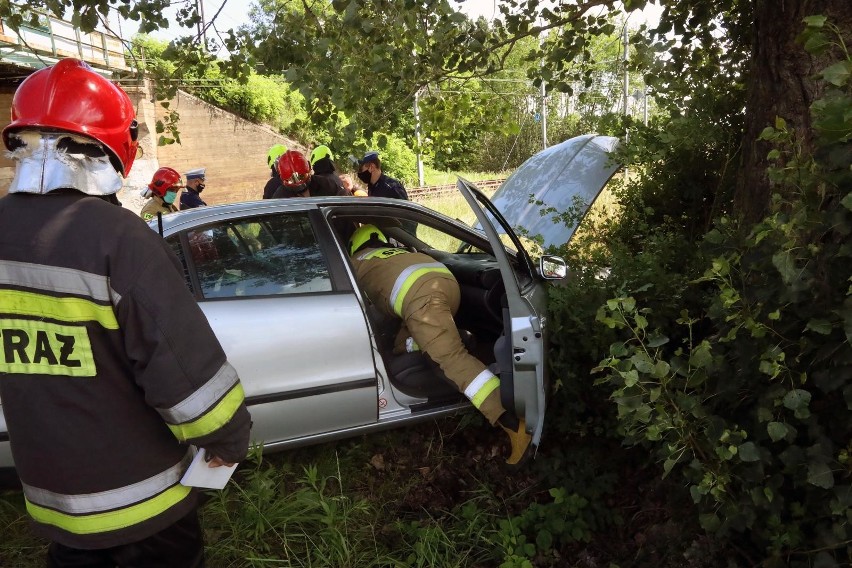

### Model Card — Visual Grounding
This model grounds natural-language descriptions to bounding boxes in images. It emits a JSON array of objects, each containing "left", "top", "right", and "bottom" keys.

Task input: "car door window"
[{"left": 184, "top": 213, "right": 333, "bottom": 299}]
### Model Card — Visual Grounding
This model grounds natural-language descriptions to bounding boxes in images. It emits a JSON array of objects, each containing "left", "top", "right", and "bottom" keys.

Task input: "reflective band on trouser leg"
[
  {"left": 389, "top": 264, "right": 452, "bottom": 317},
  {"left": 167, "top": 382, "right": 245, "bottom": 441},
  {"left": 464, "top": 369, "right": 500, "bottom": 410},
  {"left": 25, "top": 485, "right": 192, "bottom": 535}
]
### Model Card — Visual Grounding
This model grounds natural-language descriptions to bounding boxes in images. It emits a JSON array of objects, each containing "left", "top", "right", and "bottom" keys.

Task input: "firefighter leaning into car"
[
  {"left": 0, "top": 59, "right": 251, "bottom": 567},
  {"left": 140, "top": 166, "right": 182, "bottom": 221},
  {"left": 348, "top": 224, "right": 532, "bottom": 466}
]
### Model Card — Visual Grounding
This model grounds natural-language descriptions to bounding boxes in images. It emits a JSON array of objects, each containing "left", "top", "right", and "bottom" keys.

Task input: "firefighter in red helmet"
[
  {"left": 140, "top": 166, "right": 183, "bottom": 220},
  {"left": 272, "top": 150, "right": 312, "bottom": 198},
  {"left": 0, "top": 59, "right": 251, "bottom": 567}
]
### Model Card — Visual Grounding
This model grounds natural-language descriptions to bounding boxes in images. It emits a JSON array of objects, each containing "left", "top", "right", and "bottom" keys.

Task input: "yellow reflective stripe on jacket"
[
  {"left": 158, "top": 362, "right": 241, "bottom": 425},
  {"left": 464, "top": 369, "right": 500, "bottom": 409},
  {"left": 22, "top": 450, "right": 193, "bottom": 514},
  {"left": 0, "top": 260, "right": 120, "bottom": 304},
  {"left": 389, "top": 263, "right": 452, "bottom": 316},
  {"left": 0, "top": 289, "right": 118, "bottom": 330},
  {"left": 25, "top": 484, "right": 191, "bottom": 535},
  {"left": 0, "top": 318, "right": 96, "bottom": 376},
  {"left": 358, "top": 247, "right": 409, "bottom": 260},
  {"left": 22, "top": 448, "right": 194, "bottom": 535},
  {"left": 167, "top": 382, "right": 245, "bottom": 441}
]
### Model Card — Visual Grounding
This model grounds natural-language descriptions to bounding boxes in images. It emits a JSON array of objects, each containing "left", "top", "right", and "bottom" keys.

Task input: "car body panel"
[
  {"left": 199, "top": 295, "right": 378, "bottom": 443},
  {"left": 486, "top": 134, "right": 621, "bottom": 249},
  {"left": 0, "top": 134, "right": 618, "bottom": 471}
]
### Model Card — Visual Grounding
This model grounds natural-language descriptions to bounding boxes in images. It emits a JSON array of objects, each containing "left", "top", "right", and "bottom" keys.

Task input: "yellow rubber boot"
[{"left": 501, "top": 418, "right": 533, "bottom": 467}]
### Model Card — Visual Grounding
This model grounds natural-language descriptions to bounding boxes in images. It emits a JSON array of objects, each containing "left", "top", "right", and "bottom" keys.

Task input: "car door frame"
[{"left": 455, "top": 178, "right": 550, "bottom": 446}]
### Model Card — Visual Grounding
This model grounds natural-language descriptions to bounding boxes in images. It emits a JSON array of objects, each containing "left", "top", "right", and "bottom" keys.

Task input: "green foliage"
[
  {"left": 203, "top": 446, "right": 394, "bottom": 567},
  {"left": 129, "top": 34, "right": 308, "bottom": 139},
  {"left": 587, "top": 18, "right": 852, "bottom": 564}
]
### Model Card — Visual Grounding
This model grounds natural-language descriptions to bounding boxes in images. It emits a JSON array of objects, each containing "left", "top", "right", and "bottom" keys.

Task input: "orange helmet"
[
  {"left": 277, "top": 150, "right": 311, "bottom": 188},
  {"left": 2, "top": 58, "right": 139, "bottom": 176},
  {"left": 148, "top": 167, "right": 182, "bottom": 197}
]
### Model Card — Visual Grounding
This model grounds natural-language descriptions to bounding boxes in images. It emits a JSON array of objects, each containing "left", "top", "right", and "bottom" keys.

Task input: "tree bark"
[{"left": 734, "top": 0, "right": 852, "bottom": 224}]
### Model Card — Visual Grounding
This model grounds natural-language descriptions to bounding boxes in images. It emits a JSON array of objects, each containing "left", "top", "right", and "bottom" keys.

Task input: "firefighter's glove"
[{"left": 500, "top": 417, "right": 533, "bottom": 468}]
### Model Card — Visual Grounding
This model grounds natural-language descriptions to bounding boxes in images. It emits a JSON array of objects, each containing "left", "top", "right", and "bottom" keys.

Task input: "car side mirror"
[{"left": 539, "top": 255, "right": 567, "bottom": 280}]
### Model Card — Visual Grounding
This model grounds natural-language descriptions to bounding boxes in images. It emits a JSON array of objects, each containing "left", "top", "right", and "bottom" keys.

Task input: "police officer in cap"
[{"left": 181, "top": 167, "right": 207, "bottom": 209}]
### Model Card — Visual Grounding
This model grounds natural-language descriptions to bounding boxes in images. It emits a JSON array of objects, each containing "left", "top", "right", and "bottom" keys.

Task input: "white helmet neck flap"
[{"left": 6, "top": 130, "right": 123, "bottom": 196}]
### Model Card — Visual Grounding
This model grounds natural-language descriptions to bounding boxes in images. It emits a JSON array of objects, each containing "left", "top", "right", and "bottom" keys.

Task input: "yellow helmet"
[
  {"left": 267, "top": 144, "right": 288, "bottom": 168},
  {"left": 310, "top": 145, "right": 334, "bottom": 166},
  {"left": 349, "top": 224, "right": 387, "bottom": 255}
]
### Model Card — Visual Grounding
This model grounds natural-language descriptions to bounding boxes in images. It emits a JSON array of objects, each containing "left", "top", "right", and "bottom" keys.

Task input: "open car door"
[
  {"left": 456, "top": 134, "right": 622, "bottom": 448},
  {"left": 456, "top": 177, "right": 550, "bottom": 446}
]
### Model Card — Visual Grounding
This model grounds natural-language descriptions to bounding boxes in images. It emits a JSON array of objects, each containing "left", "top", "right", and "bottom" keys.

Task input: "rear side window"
[{"left": 181, "top": 212, "right": 333, "bottom": 299}]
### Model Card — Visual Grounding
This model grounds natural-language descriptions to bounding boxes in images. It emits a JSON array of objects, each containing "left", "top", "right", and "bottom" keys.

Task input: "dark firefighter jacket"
[{"left": 0, "top": 190, "right": 251, "bottom": 549}]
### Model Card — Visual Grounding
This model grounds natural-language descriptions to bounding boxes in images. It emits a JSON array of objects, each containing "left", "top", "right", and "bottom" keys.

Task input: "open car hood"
[{"left": 486, "top": 134, "right": 621, "bottom": 250}]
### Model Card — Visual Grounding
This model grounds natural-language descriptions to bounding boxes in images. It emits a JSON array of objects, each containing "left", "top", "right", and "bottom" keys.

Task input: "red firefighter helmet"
[
  {"left": 2, "top": 58, "right": 139, "bottom": 176},
  {"left": 148, "top": 167, "right": 182, "bottom": 197},
  {"left": 276, "top": 150, "right": 311, "bottom": 188}
]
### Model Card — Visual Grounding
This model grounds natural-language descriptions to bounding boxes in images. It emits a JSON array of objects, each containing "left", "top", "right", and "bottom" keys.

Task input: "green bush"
[{"left": 542, "top": 14, "right": 851, "bottom": 566}]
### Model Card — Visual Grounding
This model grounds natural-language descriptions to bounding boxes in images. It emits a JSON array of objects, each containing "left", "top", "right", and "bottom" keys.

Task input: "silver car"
[{"left": 0, "top": 135, "right": 620, "bottom": 469}]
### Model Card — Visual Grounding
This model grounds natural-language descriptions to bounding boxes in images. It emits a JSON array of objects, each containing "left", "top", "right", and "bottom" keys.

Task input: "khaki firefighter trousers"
[{"left": 392, "top": 275, "right": 505, "bottom": 424}]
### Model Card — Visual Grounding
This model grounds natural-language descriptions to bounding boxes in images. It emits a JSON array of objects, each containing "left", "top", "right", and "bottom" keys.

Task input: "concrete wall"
[
  {"left": 0, "top": 81, "right": 299, "bottom": 213},
  {"left": 153, "top": 90, "right": 304, "bottom": 205}
]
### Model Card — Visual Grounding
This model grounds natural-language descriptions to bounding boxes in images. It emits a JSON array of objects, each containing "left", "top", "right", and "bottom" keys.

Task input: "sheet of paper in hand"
[{"left": 180, "top": 447, "right": 238, "bottom": 489}]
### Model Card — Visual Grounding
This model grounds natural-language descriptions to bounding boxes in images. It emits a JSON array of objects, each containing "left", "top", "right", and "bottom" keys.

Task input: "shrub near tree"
[{"left": 546, "top": 15, "right": 851, "bottom": 565}]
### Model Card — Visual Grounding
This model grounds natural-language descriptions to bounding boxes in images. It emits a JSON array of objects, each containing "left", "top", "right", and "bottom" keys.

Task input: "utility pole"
[
  {"left": 622, "top": 23, "right": 629, "bottom": 118},
  {"left": 413, "top": 88, "right": 424, "bottom": 187},
  {"left": 197, "top": 0, "right": 208, "bottom": 49},
  {"left": 540, "top": 78, "right": 548, "bottom": 150}
]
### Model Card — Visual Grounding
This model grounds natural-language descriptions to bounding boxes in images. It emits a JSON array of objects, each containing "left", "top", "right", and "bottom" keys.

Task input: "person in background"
[
  {"left": 357, "top": 151, "right": 408, "bottom": 200},
  {"left": 357, "top": 152, "right": 416, "bottom": 233},
  {"left": 308, "top": 145, "right": 348, "bottom": 196},
  {"left": 140, "top": 166, "right": 182, "bottom": 221},
  {"left": 347, "top": 224, "right": 532, "bottom": 467},
  {"left": 272, "top": 150, "right": 312, "bottom": 198},
  {"left": 341, "top": 173, "right": 367, "bottom": 197},
  {"left": 0, "top": 58, "right": 251, "bottom": 568},
  {"left": 263, "top": 144, "right": 287, "bottom": 199},
  {"left": 180, "top": 168, "right": 207, "bottom": 209}
]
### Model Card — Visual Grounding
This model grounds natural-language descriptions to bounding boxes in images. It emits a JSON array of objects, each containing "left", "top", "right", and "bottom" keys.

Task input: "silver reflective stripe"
[
  {"left": 21, "top": 449, "right": 192, "bottom": 514},
  {"left": 388, "top": 262, "right": 447, "bottom": 310},
  {"left": 157, "top": 361, "right": 240, "bottom": 424},
  {"left": 0, "top": 259, "right": 120, "bottom": 305},
  {"left": 464, "top": 369, "right": 496, "bottom": 400}
]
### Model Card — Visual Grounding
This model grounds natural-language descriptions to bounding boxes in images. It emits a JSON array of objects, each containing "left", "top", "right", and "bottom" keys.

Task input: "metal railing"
[
  {"left": 0, "top": 12, "right": 129, "bottom": 71},
  {"left": 408, "top": 178, "right": 504, "bottom": 201}
]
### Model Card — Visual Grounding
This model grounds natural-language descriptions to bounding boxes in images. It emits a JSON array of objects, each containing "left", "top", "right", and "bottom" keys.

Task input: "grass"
[
  {"left": 0, "top": 187, "right": 627, "bottom": 567},
  {"left": 422, "top": 167, "right": 510, "bottom": 187}
]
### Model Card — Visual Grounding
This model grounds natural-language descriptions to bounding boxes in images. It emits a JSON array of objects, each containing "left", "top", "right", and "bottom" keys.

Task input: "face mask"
[
  {"left": 196, "top": 183, "right": 205, "bottom": 193},
  {"left": 163, "top": 190, "right": 177, "bottom": 204},
  {"left": 357, "top": 170, "right": 372, "bottom": 184}
]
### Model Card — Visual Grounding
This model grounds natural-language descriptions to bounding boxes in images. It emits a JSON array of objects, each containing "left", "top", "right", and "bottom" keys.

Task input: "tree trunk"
[{"left": 734, "top": 0, "right": 852, "bottom": 224}]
